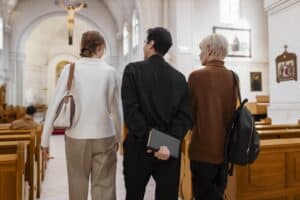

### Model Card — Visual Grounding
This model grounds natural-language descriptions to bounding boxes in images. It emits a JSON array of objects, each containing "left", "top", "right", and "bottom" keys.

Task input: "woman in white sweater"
[{"left": 41, "top": 31, "right": 123, "bottom": 200}]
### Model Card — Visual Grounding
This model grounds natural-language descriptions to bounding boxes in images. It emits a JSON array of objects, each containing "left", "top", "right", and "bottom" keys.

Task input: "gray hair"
[{"left": 200, "top": 34, "right": 228, "bottom": 62}]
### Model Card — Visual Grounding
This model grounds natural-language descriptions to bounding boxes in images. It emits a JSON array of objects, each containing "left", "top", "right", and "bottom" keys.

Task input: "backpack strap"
[
  {"left": 231, "top": 70, "right": 242, "bottom": 104},
  {"left": 67, "top": 63, "right": 75, "bottom": 91}
]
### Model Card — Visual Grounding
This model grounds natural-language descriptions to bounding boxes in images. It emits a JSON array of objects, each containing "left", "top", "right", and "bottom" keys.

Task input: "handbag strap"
[
  {"left": 231, "top": 70, "right": 241, "bottom": 104},
  {"left": 67, "top": 63, "right": 75, "bottom": 91}
]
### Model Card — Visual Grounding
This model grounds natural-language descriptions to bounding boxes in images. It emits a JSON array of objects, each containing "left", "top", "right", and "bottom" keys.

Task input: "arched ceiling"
[{"left": 102, "top": 0, "right": 135, "bottom": 30}]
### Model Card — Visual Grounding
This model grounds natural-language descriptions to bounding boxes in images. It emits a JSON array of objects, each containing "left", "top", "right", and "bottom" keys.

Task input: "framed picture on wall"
[
  {"left": 276, "top": 46, "right": 297, "bottom": 83},
  {"left": 250, "top": 72, "right": 262, "bottom": 92},
  {"left": 213, "top": 26, "right": 251, "bottom": 57}
]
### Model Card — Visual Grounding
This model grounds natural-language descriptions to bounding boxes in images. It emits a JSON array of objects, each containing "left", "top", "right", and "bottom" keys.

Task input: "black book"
[{"left": 147, "top": 128, "right": 180, "bottom": 158}]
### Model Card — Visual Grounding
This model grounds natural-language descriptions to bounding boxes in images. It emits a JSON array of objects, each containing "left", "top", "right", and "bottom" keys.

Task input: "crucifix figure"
[{"left": 55, "top": 0, "right": 87, "bottom": 45}]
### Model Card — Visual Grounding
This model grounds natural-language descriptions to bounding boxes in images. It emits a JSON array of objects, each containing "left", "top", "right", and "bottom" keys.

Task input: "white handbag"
[{"left": 53, "top": 63, "right": 78, "bottom": 129}]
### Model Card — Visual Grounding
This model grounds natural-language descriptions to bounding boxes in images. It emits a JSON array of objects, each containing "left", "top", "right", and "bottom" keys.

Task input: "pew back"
[
  {"left": 0, "top": 142, "right": 26, "bottom": 200},
  {"left": 226, "top": 138, "right": 300, "bottom": 200}
]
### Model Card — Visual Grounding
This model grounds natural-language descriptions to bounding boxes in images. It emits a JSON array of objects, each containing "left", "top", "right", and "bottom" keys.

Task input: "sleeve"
[
  {"left": 121, "top": 64, "right": 149, "bottom": 139},
  {"left": 41, "top": 65, "right": 70, "bottom": 147},
  {"left": 168, "top": 79, "right": 193, "bottom": 140},
  {"left": 110, "top": 71, "right": 124, "bottom": 143}
]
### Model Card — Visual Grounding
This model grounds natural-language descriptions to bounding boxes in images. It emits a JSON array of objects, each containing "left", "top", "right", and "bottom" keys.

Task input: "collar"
[
  {"left": 79, "top": 57, "right": 104, "bottom": 64},
  {"left": 148, "top": 54, "right": 164, "bottom": 61},
  {"left": 205, "top": 60, "right": 225, "bottom": 68}
]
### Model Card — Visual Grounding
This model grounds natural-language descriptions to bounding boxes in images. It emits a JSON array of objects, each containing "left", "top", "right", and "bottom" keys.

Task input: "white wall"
[
  {"left": 173, "top": 0, "right": 269, "bottom": 102},
  {"left": 266, "top": 0, "right": 300, "bottom": 123},
  {"left": 119, "top": 0, "right": 270, "bottom": 103}
]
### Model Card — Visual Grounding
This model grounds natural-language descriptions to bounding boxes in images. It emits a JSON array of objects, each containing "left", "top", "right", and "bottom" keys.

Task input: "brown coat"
[
  {"left": 10, "top": 115, "right": 39, "bottom": 130},
  {"left": 188, "top": 61, "right": 236, "bottom": 164}
]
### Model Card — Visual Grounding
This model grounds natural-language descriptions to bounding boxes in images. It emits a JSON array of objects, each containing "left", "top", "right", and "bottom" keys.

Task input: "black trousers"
[
  {"left": 190, "top": 160, "right": 228, "bottom": 200},
  {"left": 123, "top": 136, "right": 180, "bottom": 200}
]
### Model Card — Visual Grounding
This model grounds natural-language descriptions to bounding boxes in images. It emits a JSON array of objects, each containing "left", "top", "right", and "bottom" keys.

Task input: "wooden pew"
[
  {"left": 255, "top": 118, "right": 272, "bottom": 125},
  {"left": 0, "top": 123, "right": 11, "bottom": 130},
  {"left": 0, "top": 142, "right": 26, "bottom": 200},
  {"left": 226, "top": 138, "right": 300, "bottom": 200},
  {"left": 258, "top": 129, "right": 300, "bottom": 139},
  {"left": 0, "top": 128, "right": 44, "bottom": 198},
  {"left": 256, "top": 124, "right": 300, "bottom": 131},
  {"left": 0, "top": 133, "right": 36, "bottom": 200}
]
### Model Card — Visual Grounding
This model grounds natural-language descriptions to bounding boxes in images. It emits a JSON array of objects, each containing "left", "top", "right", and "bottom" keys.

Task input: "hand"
[
  {"left": 147, "top": 149, "right": 153, "bottom": 153},
  {"left": 154, "top": 146, "right": 170, "bottom": 160},
  {"left": 41, "top": 147, "right": 53, "bottom": 161}
]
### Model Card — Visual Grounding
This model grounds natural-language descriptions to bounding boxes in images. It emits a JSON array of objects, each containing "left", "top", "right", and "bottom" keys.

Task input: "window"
[
  {"left": 123, "top": 25, "right": 129, "bottom": 55},
  {"left": 220, "top": 0, "right": 240, "bottom": 24},
  {"left": 132, "top": 11, "right": 140, "bottom": 48},
  {"left": 0, "top": 18, "right": 3, "bottom": 50}
]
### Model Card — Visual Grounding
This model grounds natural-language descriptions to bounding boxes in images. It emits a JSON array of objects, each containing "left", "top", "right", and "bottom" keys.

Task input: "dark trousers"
[
  {"left": 123, "top": 136, "right": 180, "bottom": 200},
  {"left": 190, "top": 160, "right": 228, "bottom": 200}
]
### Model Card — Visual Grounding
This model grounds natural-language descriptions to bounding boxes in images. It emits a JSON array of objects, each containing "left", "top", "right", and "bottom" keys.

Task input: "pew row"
[
  {"left": 0, "top": 128, "right": 44, "bottom": 198},
  {"left": 256, "top": 124, "right": 300, "bottom": 131},
  {"left": 0, "top": 142, "right": 26, "bottom": 200},
  {"left": 0, "top": 133, "right": 36, "bottom": 200},
  {"left": 259, "top": 129, "right": 300, "bottom": 139},
  {"left": 226, "top": 138, "right": 300, "bottom": 200}
]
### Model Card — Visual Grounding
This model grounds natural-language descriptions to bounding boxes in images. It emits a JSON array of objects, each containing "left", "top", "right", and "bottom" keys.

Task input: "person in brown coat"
[
  {"left": 10, "top": 105, "right": 39, "bottom": 130},
  {"left": 188, "top": 34, "right": 237, "bottom": 200}
]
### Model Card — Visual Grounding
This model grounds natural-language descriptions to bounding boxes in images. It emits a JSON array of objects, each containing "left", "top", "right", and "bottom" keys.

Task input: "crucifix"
[{"left": 55, "top": 0, "right": 87, "bottom": 45}]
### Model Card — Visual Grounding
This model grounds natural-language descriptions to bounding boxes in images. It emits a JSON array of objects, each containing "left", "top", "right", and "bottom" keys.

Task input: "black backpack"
[{"left": 224, "top": 71, "right": 260, "bottom": 175}]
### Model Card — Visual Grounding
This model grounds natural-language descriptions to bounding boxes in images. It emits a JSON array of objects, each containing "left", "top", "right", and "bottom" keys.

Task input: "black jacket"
[{"left": 121, "top": 55, "right": 192, "bottom": 142}]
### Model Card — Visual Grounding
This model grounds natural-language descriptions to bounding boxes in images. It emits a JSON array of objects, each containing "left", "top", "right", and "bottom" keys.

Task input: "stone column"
[{"left": 8, "top": 51, "right": 25, "bottom": 105}]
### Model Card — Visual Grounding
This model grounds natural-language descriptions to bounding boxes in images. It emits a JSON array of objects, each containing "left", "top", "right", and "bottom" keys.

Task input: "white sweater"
[{"left": 41, "top": 57, "right": 123, "bottom": 147}]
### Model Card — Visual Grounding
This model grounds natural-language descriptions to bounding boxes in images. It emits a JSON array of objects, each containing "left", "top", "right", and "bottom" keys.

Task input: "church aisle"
[{"left": 39, "top": 135, "right": 155, "bottom": 200}]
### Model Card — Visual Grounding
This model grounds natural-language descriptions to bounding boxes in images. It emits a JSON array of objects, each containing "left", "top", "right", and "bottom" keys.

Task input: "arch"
[
  {"left": 16, "top": 12, "right": 114, "bottom": 56},
  {"left": 8, "top": 0, "right": 120, "bottom": 105}
]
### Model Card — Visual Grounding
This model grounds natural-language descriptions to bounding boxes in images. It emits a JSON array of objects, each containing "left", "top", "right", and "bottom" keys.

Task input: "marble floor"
[{"left": 39, "top": 135, "right": 155, "bottom": 200}]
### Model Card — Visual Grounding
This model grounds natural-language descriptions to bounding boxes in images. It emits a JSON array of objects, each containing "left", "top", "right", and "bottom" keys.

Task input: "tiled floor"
[{"left": 39, "top": 135, "right": 155, "bottom": 200}]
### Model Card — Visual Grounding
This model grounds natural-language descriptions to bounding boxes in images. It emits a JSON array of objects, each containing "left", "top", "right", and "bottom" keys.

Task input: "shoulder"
[
  {"left": 103, "top": 63, "right": 117, "bottom": 73},
  {"left": 124, "top": 60, "right": 145, "bottom": 73},
  {"left": 189, "top": 68, "right": 209, "bottom": 77},
  {"left": 60, "top": 64, "right": 72, "bottom": 77},
  {"left": 166, "top": 63, "right": 187, "bottom": 83}
]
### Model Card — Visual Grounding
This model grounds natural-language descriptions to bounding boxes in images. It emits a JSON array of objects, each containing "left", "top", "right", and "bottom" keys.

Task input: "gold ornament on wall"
[
  {"left": 276, "top": 45, "right": 297, "bottom": 83},
  {"left": 56, "top": 60, "right": 71, "bottom": 83}
]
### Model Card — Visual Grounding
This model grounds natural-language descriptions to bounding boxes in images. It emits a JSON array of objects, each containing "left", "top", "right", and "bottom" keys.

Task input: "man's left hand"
[{"left": 154, "top": 146, "right": 170, "bottom": 160}]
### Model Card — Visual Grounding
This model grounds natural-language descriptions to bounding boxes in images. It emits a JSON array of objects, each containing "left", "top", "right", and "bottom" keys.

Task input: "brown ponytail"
[{"left": 80, "top": 31, "right": 106, "bottom": 57}]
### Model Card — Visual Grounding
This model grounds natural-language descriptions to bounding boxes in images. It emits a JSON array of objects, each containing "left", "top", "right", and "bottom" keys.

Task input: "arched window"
[
  {"left": 0, "top": 17, "right": 3, "bottom": 50},
  {"left": 132, "top": 10, "right": 140, "bottom": 48},
  {"left": 123, "top": 25, "right": 129, "bottom": 55},
  {"left": 220, "top": 0, "right": 240, "bottom": 24}
]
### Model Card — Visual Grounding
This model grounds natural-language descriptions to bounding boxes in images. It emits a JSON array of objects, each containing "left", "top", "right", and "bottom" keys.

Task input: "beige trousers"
[{"left": 65, "top": 136, "right": 117, "bottom": 200}]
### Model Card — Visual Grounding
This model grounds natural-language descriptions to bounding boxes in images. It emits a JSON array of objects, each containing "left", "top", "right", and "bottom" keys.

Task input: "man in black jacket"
[{"left": 121, "top": 27, "right": 192, "bottom": 200}]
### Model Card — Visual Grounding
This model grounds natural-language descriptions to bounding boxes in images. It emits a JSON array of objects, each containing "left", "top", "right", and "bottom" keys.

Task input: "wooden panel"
[
  {"left": 0, "top": 150, "right": 25, "bottom": 200},
  {"left": 238, "top": 190, "right": 286, "bottom": 200},
  {"left": 287, "top": 152, "right": 300, "bottom": 187},
  {"left": 246, "top": 102, "right": 267, "bottom": 115},
  {"left": 0, "top": 164, "right": 17, "bottom": 200},
  {"left": 239, "top": 152, "right": 286, "bottom": 193},
  {"left": 256, "top": 95, "right": 270, "bottom": 103},
  {"left": 290, "top": 192, "right": 300, "bottom": 200}
]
